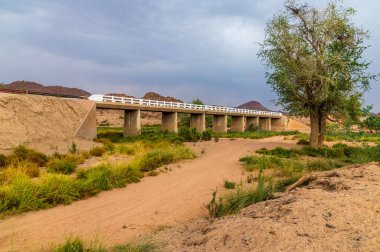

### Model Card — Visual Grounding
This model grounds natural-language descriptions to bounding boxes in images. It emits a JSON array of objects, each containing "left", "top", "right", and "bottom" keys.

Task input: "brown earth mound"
[
  {"left": 0, "top": 93, "right": 97, "bottom": 154},
  {"left": 156, "top": 163, "right": 380, "bottom": 251},
  {"left": 4, "top": 81, "right": 91, "bottom": 97}
]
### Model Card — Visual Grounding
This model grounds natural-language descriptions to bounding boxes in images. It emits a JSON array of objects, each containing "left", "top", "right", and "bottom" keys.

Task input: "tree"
[
  {"left": 361, "top": 105, "right": 380, "bottom": 133},
  {"left": 258, "top": 1, "right": 376, "bottom": 147}
]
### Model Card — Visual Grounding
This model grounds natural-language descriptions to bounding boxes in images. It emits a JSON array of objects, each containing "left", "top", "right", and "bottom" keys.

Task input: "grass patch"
[
  {"left": 47, "top": 157, "right": 77, "bottom": 175},
  {"left": 213, "top": 130, "right": 299, "bottom": 140},
  {"left": 256, "top": 144, "right": 380, "bottom": 164},
  {"left": 6, "top": 145, "right": 48, "bottom": 167},
  {"left": 113, "top": 239, "right": 159, "bottom": 252},
  {"left": 207, "top": 172, "right": 272, "bottom": 217},
  {"left": 224, "top": 180, "right": 236, "bottom": 189},
  {"left": 90, "top": 146, "right": 106, "bottom": 157},
  {"left": 131, "top": 145, "right": 195, "bottom": 172},
  {"left": 52, "top": 236, "right": 158, "bottom": 252}
]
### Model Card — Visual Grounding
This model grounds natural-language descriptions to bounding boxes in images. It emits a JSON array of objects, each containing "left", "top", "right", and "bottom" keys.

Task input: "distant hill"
[
  {"left": 237, "top": 101, "right": 270, "bottom": 111},
  {"left": 142, "top": 92, "right": 183, "bottom": 103},
  {"left": 4, "top": 81, "right": 91, "bottom": 97}
]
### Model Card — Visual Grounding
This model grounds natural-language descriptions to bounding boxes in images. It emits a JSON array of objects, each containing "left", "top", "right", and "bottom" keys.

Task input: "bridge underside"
[{"left": 96, "top": 103, "right": 286, "bottom": 137}]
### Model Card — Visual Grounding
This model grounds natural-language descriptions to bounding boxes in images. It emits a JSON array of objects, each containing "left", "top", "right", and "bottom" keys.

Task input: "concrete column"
[
  {"left": 162, "top": 112, "right": 178, "bottom": 133},
  {"left": 231, "top": 116, "right": 245, "bottom": 132},
  {"left": 190, "top": 113, "right": 206, "bottom": 132},
  {"left": 213, "top": 115, "right": 227, "bottom": 133},
  {"left": 123, "top": 110, "right": 141, "bottom": 137},
  {"left": 246, "top": 117, "right": 259, "bottom": 131},
  {"left": 259, "top": 117, "right": 271, "bottom": 131},
  {"left": 271, "top": 117, "right": 286, "bottom": 131}
]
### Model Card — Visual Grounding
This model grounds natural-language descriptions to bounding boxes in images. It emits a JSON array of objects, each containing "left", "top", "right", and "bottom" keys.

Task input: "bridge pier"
[
  {"left": 231, "top": 116, "right": 245, "bottom": 132},
  {"left": 162, "top": 112, "right": 178, "bottom": 133},
  {"left": 246, "top": 117, "right": 259, "bottom": 131},
  {"left": 123, "top": 110, "right": 141, "bottom": 137},
  {"left": 213, "top": 115, "right": 227, "bottom": 133},
  {"left": 190, "top": 113, "right": 206, "bottom": 132},
  {"left": 259, "top": 117, "right": 271, "bottom": 131},
  {"left": 271, "top": 117, "right": 286, "bottom": 131}
]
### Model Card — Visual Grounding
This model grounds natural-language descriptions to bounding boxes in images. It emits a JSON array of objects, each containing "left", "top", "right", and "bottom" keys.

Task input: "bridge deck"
[{"left": 91, "top": 95, "right": 282, "bottom": 118}]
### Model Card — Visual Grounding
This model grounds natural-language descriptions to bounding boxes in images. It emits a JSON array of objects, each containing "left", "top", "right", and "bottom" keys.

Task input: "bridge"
[{"left": 89, "top": 94, "right": 285, "bottom": 137}]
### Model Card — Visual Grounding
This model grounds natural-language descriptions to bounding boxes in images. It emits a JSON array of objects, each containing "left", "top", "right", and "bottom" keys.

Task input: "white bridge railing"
[{"left": 89, "top": 94, "right": 282, "bottom": 116}]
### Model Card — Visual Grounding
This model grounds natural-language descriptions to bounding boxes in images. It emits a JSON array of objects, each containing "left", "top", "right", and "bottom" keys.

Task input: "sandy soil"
[
  {"left": 286, "top": 116, "right": 310, "bottom": 133},
  {"left": 0, "top": 137, "right": 294, "bottom": 251},
  {"left": 156, "top": 163, "right": 380, "bottom": 252},
  {"left": 0, "top": 94, "right": 96, "bottom": 155}
]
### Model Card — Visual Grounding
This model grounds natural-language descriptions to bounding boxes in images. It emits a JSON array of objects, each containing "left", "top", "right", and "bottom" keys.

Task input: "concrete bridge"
[{"left": 89, "top": 95, "right": 285, "bottom": 137}]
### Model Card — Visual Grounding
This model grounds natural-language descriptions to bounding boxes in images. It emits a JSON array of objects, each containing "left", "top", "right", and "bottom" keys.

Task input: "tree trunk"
[
  {"left": 309, "top": 110, "right": 320, "bottom": 148},
  {"left": 318, "top": 111, "right": 327, "bottom": 148}
]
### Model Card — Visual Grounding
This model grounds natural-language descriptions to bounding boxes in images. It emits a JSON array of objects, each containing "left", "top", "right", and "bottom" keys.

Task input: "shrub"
[
  {"left": 296, "top": 139, "right": 309, "bottom": 145},
  {"left": 201, "top": 129, "right": 212, "bottom": 141},
  {"left": 68, "top": 141, "right": 78, "bottom": 154},
  {"left": 7, "top": 145, "right": 48, "bottom": 167},
  {"left": 224, "top": 180, "right": 236, "bottom": 189},
  {"left": 178, "top": 127, "right": 201, "bottom": 142},
  {"left": 0, "top": 154, "right": 6, "bottom": 168},
  {"left": 214, "top": 135, "right": 219, "bottom": 142},
  {"left": 90, "top": 147, "right": 106, "bottom": 157},
  {"left": 80, "top": 151, "right": 91, "bottom": 160},
  {"left": 47, "top": 157, "right": 77, "bottom": 174}
]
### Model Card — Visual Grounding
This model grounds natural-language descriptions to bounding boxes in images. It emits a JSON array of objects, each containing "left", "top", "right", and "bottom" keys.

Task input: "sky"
[{"left": 0, "top": 0, "right": 379, "bottom": 111}]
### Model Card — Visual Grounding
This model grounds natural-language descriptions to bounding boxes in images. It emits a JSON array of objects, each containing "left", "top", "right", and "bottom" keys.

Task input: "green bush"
[
  {"left": 224, "top": 180, "right": 236, "bottom": 189},
  {"left": 90, "top": 146, "right": 106, "bottom": 157},
  {"left": 0, "top": 154, "right": 6, "bottom": 168},
  {"left": 178, "top": 127, "right": 201, "bottom": 142},
  {"left": 296, "top": 139, "right": 309, "bottom": 145},
  {"left": 47, "top": 157, "right": 77, "bottom": 174},
  {"left": 201, "top": 129, "right": 212, "bottom": 141},
  {"left": 68, "top": 141, "right": 78, "bottom": 155}
]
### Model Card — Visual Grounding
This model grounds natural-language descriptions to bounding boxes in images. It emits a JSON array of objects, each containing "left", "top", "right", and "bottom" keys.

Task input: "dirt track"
[{"left": 0, "top": 137, "right": 295, "bottom": 251}]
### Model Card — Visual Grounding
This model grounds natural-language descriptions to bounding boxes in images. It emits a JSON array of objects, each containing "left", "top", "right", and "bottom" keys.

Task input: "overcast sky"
[{"left": 1, "top": 0, "right": 379, "bottom": 110}]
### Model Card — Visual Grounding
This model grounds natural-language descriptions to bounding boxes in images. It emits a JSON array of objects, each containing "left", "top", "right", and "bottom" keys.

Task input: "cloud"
[{"left": 0, "top": 0, "right": 379, "bottom": 110}]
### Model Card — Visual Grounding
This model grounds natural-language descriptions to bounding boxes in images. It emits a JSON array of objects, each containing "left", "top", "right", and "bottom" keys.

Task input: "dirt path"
[{"left": 0, "top": 137, "right": 294, "bottom": 251}]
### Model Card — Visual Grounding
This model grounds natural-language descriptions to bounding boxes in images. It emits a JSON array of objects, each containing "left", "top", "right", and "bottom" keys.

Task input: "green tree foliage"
[
  {"left": 258, "top": 1, "right": 376, "bottom": 147},
  {"left": 179, "top": 98, "right": 213, "bottom": 128},
  {"left": 362, "top": 106, "right": 380, "bottom": 133}
]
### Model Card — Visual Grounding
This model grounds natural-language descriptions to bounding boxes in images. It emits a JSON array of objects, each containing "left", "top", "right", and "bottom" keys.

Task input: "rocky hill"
[
  {"left": 3, "top": 81, "right": 91, "bottom": 97},
  {"left": 142, "top": 92, "right": 183, "bottom": 103},
  {"left": 237, "top": 100, "right": 270, "bottom": 111}
]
